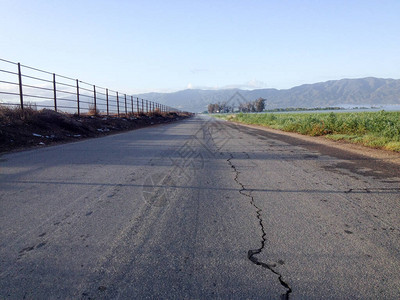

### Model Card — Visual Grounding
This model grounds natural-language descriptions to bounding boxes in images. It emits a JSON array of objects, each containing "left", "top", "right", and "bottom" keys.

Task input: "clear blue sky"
[{"left": 1, "top": 0, "right": 399, "bottom": 93}]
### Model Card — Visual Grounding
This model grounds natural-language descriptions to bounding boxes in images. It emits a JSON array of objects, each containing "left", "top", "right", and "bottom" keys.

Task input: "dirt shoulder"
[
  {"left": 0, "top": 109, "right": 192, "bottom": 154},
  {"left": 229, "top": 121, "right": 400, "bottom": 167}
]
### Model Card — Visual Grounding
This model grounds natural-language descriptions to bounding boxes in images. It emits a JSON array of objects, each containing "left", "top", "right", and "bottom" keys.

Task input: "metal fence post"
[
  {"left": 131, "top": 96, "right": 133, "bottom": 114},
  {"left": 53, "top": 73, "right": 57, "bottom": 112},
  {"left": 17, "top": 63, "right": 24, "bottom": 111},
  {"left": 124, "top": 94, "right": 127, "bottom": 115},
  {"left": 137, "top": 97, "right": 139, "bottom": 114},
  {"left": 106, "top": 88, "right": 109, "bottom": 116},
  {"left": 116, "top": 91, "right": 120, "bottom": 117},
  {"left": 93, "top": 85, "right": 97, "bottom": 113},
  {"left": 141, "top": 99, "right": 144, "bottom": 113},
  {"left": 76, "top": 79, "right": 80, "bottom": 116},
  {"left": 146, "top": 100, "right": 148, "bottom": 113}
]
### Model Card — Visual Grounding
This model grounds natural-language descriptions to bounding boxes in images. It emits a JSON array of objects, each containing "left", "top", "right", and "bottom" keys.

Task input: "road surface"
[{"left": 1, "top": 115, "right": 400, "bottom": 299}]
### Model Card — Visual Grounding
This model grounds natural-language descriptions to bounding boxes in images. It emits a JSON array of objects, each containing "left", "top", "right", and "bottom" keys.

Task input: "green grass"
[{"left": 214, "top": 111, "right": 400, "bottom": 152}]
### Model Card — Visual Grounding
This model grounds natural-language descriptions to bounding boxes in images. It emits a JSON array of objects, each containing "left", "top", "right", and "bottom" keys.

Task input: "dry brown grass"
[
  {"left": 0, "top": 105, "right": 39, "bottom": 123},
  {"left": 88, "top": 104, "right": 100, "bottom": 116}
]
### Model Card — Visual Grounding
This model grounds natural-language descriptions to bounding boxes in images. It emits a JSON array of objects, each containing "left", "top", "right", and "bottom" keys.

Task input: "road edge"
[{"left": 226, "top": 120, "right": 400, "bottom": 166}]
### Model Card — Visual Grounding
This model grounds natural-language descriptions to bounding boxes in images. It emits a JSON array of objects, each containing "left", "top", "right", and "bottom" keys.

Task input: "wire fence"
[{"left": 0, "top": 58, "right": 181, "bottom": 116}]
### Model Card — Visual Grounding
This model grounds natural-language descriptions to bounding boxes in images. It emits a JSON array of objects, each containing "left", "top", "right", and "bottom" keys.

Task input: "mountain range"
[{"left": 134, "top": 77, "right": 400, "bottom": 112}]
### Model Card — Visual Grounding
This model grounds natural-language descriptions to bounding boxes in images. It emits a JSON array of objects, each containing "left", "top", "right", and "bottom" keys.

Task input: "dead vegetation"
[{"left": 0, "top": 106, "right": 192, "bottom": 153}]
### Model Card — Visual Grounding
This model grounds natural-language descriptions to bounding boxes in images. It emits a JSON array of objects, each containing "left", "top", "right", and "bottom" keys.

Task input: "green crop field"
[{"left": 215, "top": 111, "right": 400, "bottom": 152}]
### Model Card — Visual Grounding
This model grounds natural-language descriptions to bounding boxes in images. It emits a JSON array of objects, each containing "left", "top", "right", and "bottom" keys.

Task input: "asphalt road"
[{"left": 1, "top": 115, "right": 400, "bottom": 299}]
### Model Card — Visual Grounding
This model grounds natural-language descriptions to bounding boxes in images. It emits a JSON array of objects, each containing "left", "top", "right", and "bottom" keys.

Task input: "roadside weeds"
[{"left": 0, "top": 107, "right": 192, "bottom": 153}]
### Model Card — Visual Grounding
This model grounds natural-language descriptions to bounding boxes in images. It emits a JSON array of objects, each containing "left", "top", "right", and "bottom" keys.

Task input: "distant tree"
[
  {"left": 213, "top": 101, "right": 233, "bottom": 113},
  {"left": 247, "top": 102, "right": 256, "bottom": 112},
  {"left": 218, "top": 102, "right": 226, "bottom": 113},
  {"left": 209, "top": 98, "right": 265, "bottom": 113},
  {"left": 208, "top": 103, "right": 222, "bottom": 113},
  {"left": 238, "top": 102, "right": 247, "bottom": 112},
  {"left": 255, "top": 97, "right": 266, "bottom": 112},
  {"left": 208, "top": 103, "right": 214, "bottom": 114}
]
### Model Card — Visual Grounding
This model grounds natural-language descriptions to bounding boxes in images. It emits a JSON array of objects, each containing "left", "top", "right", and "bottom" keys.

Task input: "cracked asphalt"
[{"left": 1, "top": 115, "right": 400, "bottom": 299}]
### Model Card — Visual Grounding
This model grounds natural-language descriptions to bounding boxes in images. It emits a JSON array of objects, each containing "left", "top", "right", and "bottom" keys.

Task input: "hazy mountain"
[{"left": 134, "top": 77, "right": 400, "bottom": 112}]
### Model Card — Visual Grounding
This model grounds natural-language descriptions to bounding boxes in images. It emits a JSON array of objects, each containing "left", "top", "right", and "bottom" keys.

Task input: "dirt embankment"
[{"left": 0, "top": 108, "right": 192, "bottom": 153}]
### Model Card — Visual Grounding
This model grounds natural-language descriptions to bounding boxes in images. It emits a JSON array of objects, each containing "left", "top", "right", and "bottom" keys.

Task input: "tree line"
[{"left": 208, "top": 97, "right": 266, "bottom": 114}]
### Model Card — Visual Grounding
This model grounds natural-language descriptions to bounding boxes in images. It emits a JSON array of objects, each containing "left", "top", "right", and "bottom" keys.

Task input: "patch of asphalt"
[{"left": 223, "top": 121, "right": 400, "bottom": 181}]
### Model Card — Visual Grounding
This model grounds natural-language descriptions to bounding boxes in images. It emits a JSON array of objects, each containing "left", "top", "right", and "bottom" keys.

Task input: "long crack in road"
[{"left": 228, "top": 153, "right": 292, "bottom": 299}]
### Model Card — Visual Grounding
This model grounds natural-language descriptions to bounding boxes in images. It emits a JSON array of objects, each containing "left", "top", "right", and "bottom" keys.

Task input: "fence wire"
[{"left": 0, "top": 58, "right": 180, "bottom": 115}]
